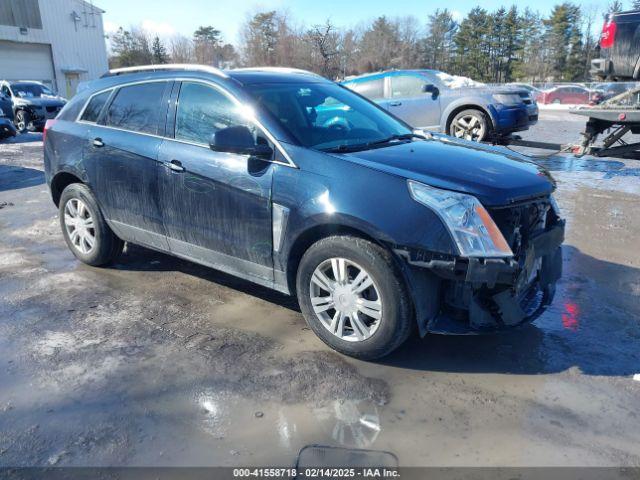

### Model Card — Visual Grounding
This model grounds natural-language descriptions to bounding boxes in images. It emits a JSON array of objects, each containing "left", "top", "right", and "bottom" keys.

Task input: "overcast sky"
[{"left": 100, "top": 0, "right": 609, "bottom": 45}]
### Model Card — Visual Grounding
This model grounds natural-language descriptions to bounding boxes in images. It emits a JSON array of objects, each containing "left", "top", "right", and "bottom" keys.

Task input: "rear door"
[
  {"left": 157, "top": 80, "right": 275, "bottom": 279},
  {"left": 387, "top": 74, "right": 441, "bottom": 129},
  {"left": 82, "top": 80, "right": 172, "bottom": 250}
]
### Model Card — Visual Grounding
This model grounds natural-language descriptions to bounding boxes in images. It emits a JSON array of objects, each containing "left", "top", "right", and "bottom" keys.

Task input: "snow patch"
[{"left": 435, "top": 72, "right": 484, "bottom": 89}]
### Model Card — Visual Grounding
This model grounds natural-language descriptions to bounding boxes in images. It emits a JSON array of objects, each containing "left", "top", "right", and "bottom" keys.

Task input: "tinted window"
[
  {"left": 247, "top": 83, "right": 410, "bottom": 151},
  {"left": 175, "top": 82, "right": 250, "bottom": 145},
  {"left": 105, "top": 82, "right": 166, "bottom": 135},
  {"left": 81, "top": 91, "right": 110, "bottom": 123},
  {"left": 348, "top": 79, "right": 384, "bottom": 100},
  {"left": 390, "top": 75, "right": 426, "bottom": 98},
  {"left": 58, "top": 95, "right": 85, "bottom": 121},
  {"left": 1, "top": 85, "right": 10, "bottom": 97}
]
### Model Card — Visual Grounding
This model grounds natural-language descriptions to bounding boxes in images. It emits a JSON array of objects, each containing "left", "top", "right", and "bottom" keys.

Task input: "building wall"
[{"left": 0, "top": 0, "right": 108, "bottom": 96}]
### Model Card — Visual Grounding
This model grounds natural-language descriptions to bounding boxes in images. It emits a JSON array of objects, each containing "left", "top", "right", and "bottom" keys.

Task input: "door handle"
[
  {"left": 92, "top": 137, "right": 104, "bottom": 148},
  {"left": 388, "top": 101, "right": 402, "bottom": 107},
  {"left": 165, "top": 159, "right": 185, "bottom": 173}
]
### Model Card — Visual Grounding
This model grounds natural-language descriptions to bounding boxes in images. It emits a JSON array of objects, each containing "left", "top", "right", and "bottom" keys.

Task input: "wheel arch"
[
  {"left": 284, "top": 222, "right": 431, "bottom": 333},
  {"left": 444, "top": 103, "right": 494, "bottom": 135},
  {"left": 50, "top": 171, "right": 84, "bottom": 206},
  {"left": 285, "top": 223, "right": 386, "bottom": 295}
]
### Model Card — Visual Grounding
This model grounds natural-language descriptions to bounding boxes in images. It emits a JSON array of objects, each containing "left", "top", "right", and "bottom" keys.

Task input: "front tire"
[
  {"left": 448, "top": 109, "right": 490, "bottom": 142},
  {"left": 296, "top": 236, "right": 413, "bottom": 360},
  {"left": 59, "top": 183, "right": 123, "bottom": 266},
  {"left": 14, "top": 110, "right": 30, "bottom": 133}
]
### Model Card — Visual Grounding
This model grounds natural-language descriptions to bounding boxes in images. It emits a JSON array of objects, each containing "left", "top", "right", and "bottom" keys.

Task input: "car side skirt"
[{"left": 108, "top": 220, "right": 291, "bottom": 295}]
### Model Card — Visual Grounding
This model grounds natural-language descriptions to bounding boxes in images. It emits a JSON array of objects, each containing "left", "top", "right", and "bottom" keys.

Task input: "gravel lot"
[{"left": 1, "top": 110, "right": 639, "bottom": 468}]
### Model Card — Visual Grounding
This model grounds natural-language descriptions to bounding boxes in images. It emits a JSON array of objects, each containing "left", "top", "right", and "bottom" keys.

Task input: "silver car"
[{"left": 342, "top": 70, "right": 538, "bottom": 142}]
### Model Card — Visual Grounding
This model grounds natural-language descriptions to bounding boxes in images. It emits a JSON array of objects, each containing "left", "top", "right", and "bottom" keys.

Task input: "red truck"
[{"left": 591, "top": 9, "right": 640, "bottom": 80}]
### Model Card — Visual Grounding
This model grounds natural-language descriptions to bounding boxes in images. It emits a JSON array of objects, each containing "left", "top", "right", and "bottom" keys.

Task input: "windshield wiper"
[
  {"left": 364, "top": 133, "right": 423, "bottom": 147},
  {"left": 322, "top": 133, "right": 423, "bottom": 153}
]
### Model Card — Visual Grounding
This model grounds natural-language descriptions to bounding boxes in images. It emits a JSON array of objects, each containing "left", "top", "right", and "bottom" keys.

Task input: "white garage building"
[{"left": 0, "top": 0, "right": 108, "bottom": 98}]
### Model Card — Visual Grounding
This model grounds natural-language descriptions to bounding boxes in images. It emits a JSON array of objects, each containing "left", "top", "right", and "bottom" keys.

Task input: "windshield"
[
  {"left": 246, "top": 83, "right": 411, "bottom": 151},
  {"left": 11, "top": 83, "right": 54, "bottom": 98}
]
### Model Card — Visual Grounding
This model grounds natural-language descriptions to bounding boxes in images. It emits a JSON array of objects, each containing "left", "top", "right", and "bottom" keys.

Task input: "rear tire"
[
  {"left": 296, "top": 235, "right": 413, "bottom": 360},
  {"left": 59, "top": 183, "right": 123, "bottom": 266}
]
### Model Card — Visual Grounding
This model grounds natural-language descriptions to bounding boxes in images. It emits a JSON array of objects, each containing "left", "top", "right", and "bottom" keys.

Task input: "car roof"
[
  {"left": 343, "top": 70, "right": 439, "bottom": 83},
  {"left": 226, "top": 67, "right": 329, "bottom": 85},
  {"left": 99, "top": 65, "right": 330, "bottom": 88}
]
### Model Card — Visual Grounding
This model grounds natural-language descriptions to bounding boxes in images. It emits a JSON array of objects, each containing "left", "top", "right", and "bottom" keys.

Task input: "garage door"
[{"left": 0, "top": 40, "right": 54, "bottom": 89}]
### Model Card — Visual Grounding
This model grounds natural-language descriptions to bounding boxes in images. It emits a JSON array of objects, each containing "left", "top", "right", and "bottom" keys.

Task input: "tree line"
[{"left": 108, "top": 0, "right": 632, "bottom": 83}]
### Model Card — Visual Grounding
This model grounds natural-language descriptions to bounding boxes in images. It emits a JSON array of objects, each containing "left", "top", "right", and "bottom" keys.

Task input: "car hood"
[
  {"left": 338, "top": 137, "right": 555, "bottom": 206},
  {"left": 14, "top": 97, "right": 66, "bottom": 107}
]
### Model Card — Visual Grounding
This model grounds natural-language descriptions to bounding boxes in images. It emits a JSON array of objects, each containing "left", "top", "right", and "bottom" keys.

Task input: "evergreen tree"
[
  {"left": 543, "top": 3, "right": 583, "bottom": 81},
  {"left": 241, "top": 11, "right": 279, "bottom": 65},
  {"left": 358, "top": 16, "right": 402, "bottom": 71},
  {"left": 608, "top": 0, "right": 624, "bottom": 13},
  {"left": 454, "top": 8, "right": 490, "bottom": 80},
  {"left": 193, "top": 26, "right": 222, "bottom": 65},
  {"left": 422, "top": 9, "right": 457, "bottom": 71},
  {"left": 151, "top": 36, "right": 169, "bottom": 64},
  {"left": 109, "top": 27, "right": 152, "bottom": 68}
]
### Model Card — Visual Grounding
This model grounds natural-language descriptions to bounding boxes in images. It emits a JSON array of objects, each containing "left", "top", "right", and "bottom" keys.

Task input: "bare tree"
[
  {"left": 304, "top": 20, "right": 340, "bottom": 77},
  {"left": 169, "top": 34, "right": 195, "bottom": 63}
]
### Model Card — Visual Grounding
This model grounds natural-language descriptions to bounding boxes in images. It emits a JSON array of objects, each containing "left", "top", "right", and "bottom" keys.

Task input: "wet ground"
[{"left": 0, "top": 111, "right": 639, "bottom": 468}]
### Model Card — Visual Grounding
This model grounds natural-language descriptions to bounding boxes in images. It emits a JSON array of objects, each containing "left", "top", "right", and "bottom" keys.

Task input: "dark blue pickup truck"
[{"left": 592, "top": 9, "right": 640, "bottom": 80}]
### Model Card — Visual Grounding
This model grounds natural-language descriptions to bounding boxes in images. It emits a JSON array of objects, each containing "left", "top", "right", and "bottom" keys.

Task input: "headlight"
[
  {"left": 493, "top": 93, "right": 522, "bottom": 106},
  {"left": 408, "top": 180, "right": 513, "bottom": 258},
  {"left": 549, "top": 195, "right": 561, "bottom": 216}
]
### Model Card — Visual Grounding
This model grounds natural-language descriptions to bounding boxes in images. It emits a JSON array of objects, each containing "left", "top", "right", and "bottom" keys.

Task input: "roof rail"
[
  {"left": 103, "top": 64, "right": 228, "bottom": 79},
  {"left": 231, "top": 67, "right": 324, "bottom": 78}
]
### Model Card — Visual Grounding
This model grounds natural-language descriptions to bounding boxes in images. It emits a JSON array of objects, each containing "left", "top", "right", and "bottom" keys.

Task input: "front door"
[
  {"left": 83, "top": 81, "right": 172, "bottom": 250},
  {"left": 386, "top": 74, "right": 441, "bottom": 129},
  {"left": 158, "top": 81, "right": 274, "bottom": 282}
]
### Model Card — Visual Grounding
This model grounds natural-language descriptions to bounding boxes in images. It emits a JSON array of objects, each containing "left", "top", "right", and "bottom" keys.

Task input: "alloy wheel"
[
  {"left": 309, "top": 258, "right": 382, "bottom": 342},
  {"left": 63, "top": 198, "right": 96, "bottom": 254},
  {"left": 15, "top": 112, "right": 26, "bottom": 132},
  {"left": 451, "top": 114, "right": 485, "bottom": 141}
]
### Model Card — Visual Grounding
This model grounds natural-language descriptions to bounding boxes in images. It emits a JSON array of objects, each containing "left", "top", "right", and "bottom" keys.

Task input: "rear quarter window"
[
  {"left": 57, "top": 95, "right": 86, "bottom": 121},
  {"left": 80, "top": 91, "right": 111, "bottom": 123},
  {"left": 104, "top": 82, "right": 167, "bottom": 135},
  {"left": 348, "top": 79, "right": 385, "bottom": 100}
]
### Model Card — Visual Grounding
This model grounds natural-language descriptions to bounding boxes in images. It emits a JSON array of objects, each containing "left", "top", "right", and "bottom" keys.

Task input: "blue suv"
[
  {"left": 342, "top": 70, "right": 538, "bottom": 142},
  {"left": 44, "top": 65, "right": 564, "bottom": 359}
]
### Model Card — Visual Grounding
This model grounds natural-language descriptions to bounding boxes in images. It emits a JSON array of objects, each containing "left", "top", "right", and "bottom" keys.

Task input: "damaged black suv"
[
  {"left": 0, "top": 80, "right": 66, "bottom": 133},
  {"left": 44, "top": 65, "right": 564, "bottom": 360}
]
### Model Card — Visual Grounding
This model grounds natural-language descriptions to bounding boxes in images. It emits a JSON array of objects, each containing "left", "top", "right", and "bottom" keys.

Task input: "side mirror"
[
  {"left": 209, "top": 125, "right": 273, "bottom": 158},
  {"left": 422, "top": 84, "right": 439, "bottom": 98}
]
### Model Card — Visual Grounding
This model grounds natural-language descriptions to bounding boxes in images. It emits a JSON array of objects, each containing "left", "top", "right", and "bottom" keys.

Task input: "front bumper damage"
[{"left": 396, "top": 221, "right": 564, "bottom": 335}]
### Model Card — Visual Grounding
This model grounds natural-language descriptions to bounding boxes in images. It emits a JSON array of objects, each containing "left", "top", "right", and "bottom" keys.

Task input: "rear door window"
[
  {"left": 348, "top": 79, "right": 384, "bottom": 100},
  {"left": 80, "top": 91, "right": 111, "bottom": 123},
  {"left": 104, "top": 82, "right": 166, "bottom": 135}
]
